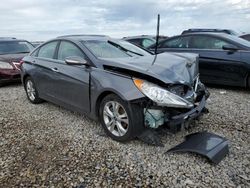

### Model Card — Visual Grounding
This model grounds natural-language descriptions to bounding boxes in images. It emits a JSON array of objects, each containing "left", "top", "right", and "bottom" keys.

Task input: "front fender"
[{"left": 90, "top": 68, "right": 146, "bottom": 119}]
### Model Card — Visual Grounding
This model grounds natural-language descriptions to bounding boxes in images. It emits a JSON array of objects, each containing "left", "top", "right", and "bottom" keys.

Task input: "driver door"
[{"left": 51, "top": 40, "right": 90, "bottom": 113}]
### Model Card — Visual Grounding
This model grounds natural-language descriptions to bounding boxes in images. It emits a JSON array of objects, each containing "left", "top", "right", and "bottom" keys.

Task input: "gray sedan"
[{"left": 21, "top": 35, "right": 209, "bottom": 142}]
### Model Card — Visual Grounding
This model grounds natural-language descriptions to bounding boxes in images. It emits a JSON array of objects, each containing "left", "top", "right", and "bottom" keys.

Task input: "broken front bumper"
[
  {"left": 144, "top": 96, "right": 207, "bottom": 130},
  {"left": 167, "top": 131, "right": 229, "bottom": 164},
  {"left": 168, "top": 96, "right": 206, "bottom": 126}
]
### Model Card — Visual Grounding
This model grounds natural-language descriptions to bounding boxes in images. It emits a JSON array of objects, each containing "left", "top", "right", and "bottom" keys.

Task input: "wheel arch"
[
  {"left": 94, "top": 90, "right": 125, "bottom": 118},
  {"left": 22, "top": 74, "right": 31, "bottom": 86}
]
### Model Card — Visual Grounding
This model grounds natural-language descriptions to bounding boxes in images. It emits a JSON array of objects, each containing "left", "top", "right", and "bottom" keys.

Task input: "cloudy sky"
[{"left": 0, "top": 0, "right": 250, "bottom": 41}]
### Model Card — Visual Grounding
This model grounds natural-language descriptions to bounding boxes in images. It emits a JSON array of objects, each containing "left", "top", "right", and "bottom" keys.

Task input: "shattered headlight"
[
  {"left": 133, "top": 78, "right": 193, "bottom": 108},
  {"left": 0, "top": 61, "right": 13, "bottom": 69}
]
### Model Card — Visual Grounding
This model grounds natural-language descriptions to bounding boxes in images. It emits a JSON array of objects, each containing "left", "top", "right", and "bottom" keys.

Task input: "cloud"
[{"left": 0, "top": 0, "right": 249, "bottom": 41}]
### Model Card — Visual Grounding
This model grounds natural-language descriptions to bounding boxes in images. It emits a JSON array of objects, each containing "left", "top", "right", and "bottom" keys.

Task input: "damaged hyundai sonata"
[{"left": 21, "top": 35, "right": 209, "bottom": 142}]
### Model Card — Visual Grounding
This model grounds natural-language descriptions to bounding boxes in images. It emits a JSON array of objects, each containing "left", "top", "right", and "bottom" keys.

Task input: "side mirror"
[
  {"left": 222, "top": 44, "right": 239, "bottom": 52},
  {"left": 65, "top": 56, "right": 88, "bottom": 66}
]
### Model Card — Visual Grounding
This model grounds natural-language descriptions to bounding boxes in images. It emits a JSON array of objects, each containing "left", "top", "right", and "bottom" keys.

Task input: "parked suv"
[
  {"left": 240, "top": 34, "right": 250, "bottom": 41},
  {"left": 148, "top": 33, "right": 250, "bottom": 87},
  {"left": 0, "top": 37, "right": 34, "bottom": 86},
  {"left": 181, "top": 29, "right": 239, "bottom": 36}
]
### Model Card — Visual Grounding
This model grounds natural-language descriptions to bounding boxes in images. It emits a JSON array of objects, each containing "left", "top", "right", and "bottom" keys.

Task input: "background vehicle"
[
  {"left": 148, "top": 33, "right": 250, "bottom": 87},
  {"left": 240, "top": 34, "right": 250, "bottom": 41},
  {"left": 31, "top": 41, "right": 44, "bottom": 47},
  {"left": 0, "top": 37, "right": 34, "bottom": 86},
  {"left": 181, "top": 28, "right": 239, "bottom": 36},
  {"left": 21, "top": 35, "right": 208, "bottom": 142},
  {"left": 123, "top": 35, "right": 168, "bottom": 48}
]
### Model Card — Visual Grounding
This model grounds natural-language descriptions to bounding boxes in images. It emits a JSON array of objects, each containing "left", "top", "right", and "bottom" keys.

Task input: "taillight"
[
  {"left": 12, "top": 60, "right": 24, "bottom": 70},
  {"left": 19, "top": 60, "right": 24, "bottom": 66}
]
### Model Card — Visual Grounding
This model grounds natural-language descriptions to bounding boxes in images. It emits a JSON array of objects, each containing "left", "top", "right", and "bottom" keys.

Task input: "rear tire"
[
  {"left": 24, "top": 77, "right": 43, "bottom": 104},
  {"left": 99, "top": 94, "right": 144, "bottom": 142}
]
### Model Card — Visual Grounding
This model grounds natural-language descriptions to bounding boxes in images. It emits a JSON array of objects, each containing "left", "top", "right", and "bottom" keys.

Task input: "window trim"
[
  {"left": 35, "top": 40, "right": 59, "bottom": 60},
  {"left": 159, "top": 34, "right": 243, "bottom": 51},
  {"left": 55, "top": 39, "right": 94, "bottom": 67},
  {"left": 56, "top": 40, "right": 86, "bottom": 62}
]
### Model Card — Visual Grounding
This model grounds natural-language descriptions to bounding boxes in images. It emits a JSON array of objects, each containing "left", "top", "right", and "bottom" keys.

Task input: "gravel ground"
[{"left": 0, "top": 84, "right": 249, "bottom": 187}]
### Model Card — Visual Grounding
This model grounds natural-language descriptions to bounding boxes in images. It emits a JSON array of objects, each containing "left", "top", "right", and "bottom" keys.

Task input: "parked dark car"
[
  {"left": 181, "top": 28, "right": 239, "bottom": 36},
  {"left": 123, "top": 35, "right": 168, "bottom": 48},
  {"left": 148, "top": 33, "right": 250, "bottom": 87},
  {"left": 0, "top": 37, "right": 34, "bottom": 86},
  {"left": 21, "top": 35, "right": 209, "bottom": 142},
  {"left": 240, "top": 34, "right": 250, "bottom": 41}
]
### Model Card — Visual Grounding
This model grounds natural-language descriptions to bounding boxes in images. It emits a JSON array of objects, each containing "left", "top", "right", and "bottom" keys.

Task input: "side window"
[
  {"left": 38, "top": 41, "right": 58, "bottom": 59},
  {"left": 160, "top": 37, "right": 190, "bottom": 48},
  {"left": 190, "top": 36, "right": 230, "bottom": 49},
  {"left": 128, "top": 39, "right": 141, "bottom": 46},
  {"left": 57, "top": 41, "right": 85, "bottom": 61},
  {"left": 142, "top": 39, "right": 155, "bottom": 48}
]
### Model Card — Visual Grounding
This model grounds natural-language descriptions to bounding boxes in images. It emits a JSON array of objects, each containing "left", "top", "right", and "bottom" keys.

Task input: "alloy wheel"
[
  {"left": 103, "top": 101, "right": 129, "bottom": 137},
  {"left": 26, "top": 80, "right": 36, "bottom": 101}
]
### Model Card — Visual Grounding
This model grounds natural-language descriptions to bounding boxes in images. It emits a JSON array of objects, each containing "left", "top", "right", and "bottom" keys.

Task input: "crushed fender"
[{"left": 167, "top": 131, "right": 229, "bottom": 164}]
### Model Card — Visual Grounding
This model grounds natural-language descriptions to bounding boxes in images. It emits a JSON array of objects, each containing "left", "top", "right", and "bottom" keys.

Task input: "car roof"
[
  {"left": 179, "top": 32, "right": 232, "bottom": 37},
  {"left": 123, "top": 35, "right": 157, "bottom": 40},
  {"left": 182, "top": 28, "right": 233, "bottom": 33},
  {"left": 0, "top": 37, "right": 27, "bottom": 42}
]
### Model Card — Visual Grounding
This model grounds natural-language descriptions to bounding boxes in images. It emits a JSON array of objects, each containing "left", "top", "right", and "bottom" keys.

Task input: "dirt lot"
[{"left": 0, "top": 84, "right": 249, "bottom": 187}]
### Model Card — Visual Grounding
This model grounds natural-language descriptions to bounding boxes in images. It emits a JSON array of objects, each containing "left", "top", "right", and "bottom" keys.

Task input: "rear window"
[{"left": 0, "top": 41, "right": 34, "bottom": 55}]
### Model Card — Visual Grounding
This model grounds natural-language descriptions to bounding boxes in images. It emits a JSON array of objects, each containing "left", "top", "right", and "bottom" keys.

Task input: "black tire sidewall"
[
  {"left": 99, "top": 94, "right": 144, "bottom": 142},
  {"left": 248, "top": 76, "right": 250, "bottom": 88}
]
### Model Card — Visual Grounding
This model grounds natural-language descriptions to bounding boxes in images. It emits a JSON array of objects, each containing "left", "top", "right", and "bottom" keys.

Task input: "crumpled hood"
[
  {"left": 101, "top": 52, "right": 199, "bottom": 86},
  {"left": 0, "top": 53, "right": 28, "bottom": 63}
]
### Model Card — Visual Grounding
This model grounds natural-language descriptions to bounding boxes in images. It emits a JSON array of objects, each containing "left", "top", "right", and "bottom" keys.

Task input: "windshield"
[
  {"left": 0, "top": 41, "right": 34, "bottom": 55},
  {"left": 82, "top": 39, "right": 150, "bottom": 58},
  {"left": 114, "top": 40, "right": 150, "bottom": 56}
]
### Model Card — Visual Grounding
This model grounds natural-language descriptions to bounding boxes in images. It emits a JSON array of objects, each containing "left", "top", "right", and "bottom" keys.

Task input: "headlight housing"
[
  {"left": 133, "top": 78, "right": 193, "bottom": 108},
  {"left": 0, "top": 61, "right": 13, "bottom": 69}
]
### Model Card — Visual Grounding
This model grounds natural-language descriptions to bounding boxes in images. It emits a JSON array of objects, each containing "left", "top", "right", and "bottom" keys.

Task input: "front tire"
[
  {"left": 99, "top": 94, "right": 144, "bottom": 142},
  {"left": 24, "top": 77, "right": 43, "bottom": 104}
]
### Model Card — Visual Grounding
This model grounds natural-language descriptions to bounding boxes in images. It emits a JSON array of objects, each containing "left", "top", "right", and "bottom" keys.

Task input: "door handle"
[{"left": 51, "top": 67, "right": 59, "bottom": 72}]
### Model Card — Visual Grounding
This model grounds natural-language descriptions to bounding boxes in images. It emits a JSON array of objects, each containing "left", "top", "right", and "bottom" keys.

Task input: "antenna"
[{"left": 154, "top": 14, "right": 160, "bottom": 54}]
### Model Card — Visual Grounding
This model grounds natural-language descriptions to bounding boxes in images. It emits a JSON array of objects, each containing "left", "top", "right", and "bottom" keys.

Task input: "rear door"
[
  {"left": 51, "top": 40, "right": 90, "bottom": 113},
  {"left": 32, "top": 41, "right": 59, "bottom": 98}
]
